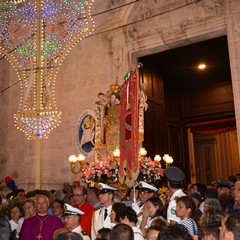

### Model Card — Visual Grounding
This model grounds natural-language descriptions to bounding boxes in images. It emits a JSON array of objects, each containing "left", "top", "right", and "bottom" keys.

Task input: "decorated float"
[{"left": 68, "top": 67, "right": 174, "bottom": 199}]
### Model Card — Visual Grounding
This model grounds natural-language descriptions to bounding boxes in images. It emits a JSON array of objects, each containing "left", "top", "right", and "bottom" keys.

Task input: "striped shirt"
[{"left": 179, "top": 218, "right": 198, "bottom": 235}]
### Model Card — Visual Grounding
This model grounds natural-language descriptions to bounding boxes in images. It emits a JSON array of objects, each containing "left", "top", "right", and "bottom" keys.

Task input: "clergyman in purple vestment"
[
  {"left": 19, "top": 213, "right": 63, "bottom": 240},
  {"left": 19, "top": 194, "right": 63, "bottom": 240}
]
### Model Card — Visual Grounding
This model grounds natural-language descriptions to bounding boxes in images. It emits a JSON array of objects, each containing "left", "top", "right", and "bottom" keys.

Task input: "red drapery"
[
  {"left": 187, "top": 118, "right": 236, "bottom": 135},
  {"left": 119, "top": 69, "right": 139, "bottom": 187}
]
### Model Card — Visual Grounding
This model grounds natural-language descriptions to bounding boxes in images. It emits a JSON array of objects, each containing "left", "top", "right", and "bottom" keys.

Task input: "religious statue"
[
  {"left": 94, "top": 79, "right": 121, "bottom": 158},
  {"left": 94, "top": 75, "right": 148, "bottom": 162},
  {"left": 109, "top": 93, "right": 121, "bottom": 107},
  {"left": 97, "top": 92, "right": 109, "bottom": 108}
]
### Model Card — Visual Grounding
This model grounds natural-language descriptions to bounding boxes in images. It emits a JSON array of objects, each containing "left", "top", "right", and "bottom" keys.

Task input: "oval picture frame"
[{"left": 76, "top": 109, "right": 96, "bottom": 158}]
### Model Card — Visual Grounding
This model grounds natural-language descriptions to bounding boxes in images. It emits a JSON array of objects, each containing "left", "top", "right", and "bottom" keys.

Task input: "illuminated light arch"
[{"left": 0, "top": 0, "right": 95, "bottom": 140}]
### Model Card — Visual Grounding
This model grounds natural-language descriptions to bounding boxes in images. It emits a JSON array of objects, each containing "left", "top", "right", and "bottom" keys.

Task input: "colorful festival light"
[{"left": 0, "top": 0, "right": 95, "bottom": 140}]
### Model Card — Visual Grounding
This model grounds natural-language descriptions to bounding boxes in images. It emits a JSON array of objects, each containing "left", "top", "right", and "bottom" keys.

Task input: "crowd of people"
[{"left": 1, "top": 167, "right": 240, "bottom": 240}]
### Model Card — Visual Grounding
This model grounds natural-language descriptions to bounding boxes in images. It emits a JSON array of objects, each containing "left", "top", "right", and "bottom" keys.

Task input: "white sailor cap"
[
  {"left": 138, "top": 181, "right": 158, "bottom": 193},
  {"left": 64, "top": 203, "right": 84, "bottom": 216},
  {"left": 98, "top": 182, "right": 117, "bottom": 194}
]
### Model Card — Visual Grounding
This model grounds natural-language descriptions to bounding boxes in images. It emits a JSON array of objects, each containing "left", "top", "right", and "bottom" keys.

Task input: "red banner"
[{"left": 119, "top": 69, "right": 139, "bottom": 187}]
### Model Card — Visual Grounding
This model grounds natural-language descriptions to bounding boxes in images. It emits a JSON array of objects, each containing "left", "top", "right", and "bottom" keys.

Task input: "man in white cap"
[
  {"left": 165, "top": 166, "right": 186, "bottom": 225},
  {"left": 131, "top": 181, "right": 158, "bottom": 229},
  {"left": 132, "top": 181, "right": 158, "bottom": 216},
  {"left": 64, "top": 203, "right": 90, "bottom": 240},
  {"left": 91, "top": 183, "right": 117, "bottom": 240}
]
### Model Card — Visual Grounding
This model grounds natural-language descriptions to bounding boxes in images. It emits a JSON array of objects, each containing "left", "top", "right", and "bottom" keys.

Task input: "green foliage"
[{"left": 0, "top": 195, "right": 18, "bottom": 217}]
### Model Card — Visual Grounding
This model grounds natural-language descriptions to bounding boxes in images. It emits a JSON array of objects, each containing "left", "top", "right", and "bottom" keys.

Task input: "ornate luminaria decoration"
[
  {"left": 68, "top": 153, "right": 86, "bottom": 174},
  {"left": 154, "top": 153, "right": 174, "bottom": 169},
  {"left": 0, "top": 0, "right": 95, "bottom": 140}
]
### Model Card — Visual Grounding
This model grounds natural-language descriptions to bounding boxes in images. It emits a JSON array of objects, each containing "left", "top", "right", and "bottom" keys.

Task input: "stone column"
[{"left": 226, "top": 2, "right": 240, "bottom": 161}]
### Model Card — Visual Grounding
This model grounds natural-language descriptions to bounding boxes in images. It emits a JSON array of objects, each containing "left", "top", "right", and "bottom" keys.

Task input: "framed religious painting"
[{"left": 76, "top": 109, "right": 96, "bottom": 158}]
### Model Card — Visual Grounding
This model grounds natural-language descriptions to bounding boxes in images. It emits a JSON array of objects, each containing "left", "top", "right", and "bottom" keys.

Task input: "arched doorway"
[{"left": 139, "top": 36, "right": 239, "bottom": 184}]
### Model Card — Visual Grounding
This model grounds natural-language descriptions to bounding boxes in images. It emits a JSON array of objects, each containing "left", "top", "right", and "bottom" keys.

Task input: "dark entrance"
[{"left": 139, "top": 36, "right": 235, "bottom": 184}]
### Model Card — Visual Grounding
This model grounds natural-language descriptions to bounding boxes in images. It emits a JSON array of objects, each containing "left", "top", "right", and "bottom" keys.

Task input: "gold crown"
[{"left": 110, "top": 77, "right": 120, "bottom": 94}]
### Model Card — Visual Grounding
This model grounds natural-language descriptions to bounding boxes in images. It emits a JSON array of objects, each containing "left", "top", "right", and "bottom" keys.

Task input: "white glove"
[{"left": 132, "top": 202, "right": 141, "bottom": 215}]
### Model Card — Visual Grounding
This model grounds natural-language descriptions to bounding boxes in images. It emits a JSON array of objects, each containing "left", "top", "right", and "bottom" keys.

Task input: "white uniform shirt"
[
  {"left": 135, "top": 203, "right": 144, "bottom": 228},
  {"left": 133, "top": 226, "right": 144, "bottom": 240},
  {"left": 167, "top": 189, "right": 186, "bottom": 223},
  {"left": 91, "top": 205, "right": 113, "bottom": 240},
  {"left": 72, "top": 225, "right": 90, "bottom": 240}
]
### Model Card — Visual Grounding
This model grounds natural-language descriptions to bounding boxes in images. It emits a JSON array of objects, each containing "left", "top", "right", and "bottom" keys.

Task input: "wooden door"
[{"left": 193, "top": 134, "right": 217, "bottom": 184}]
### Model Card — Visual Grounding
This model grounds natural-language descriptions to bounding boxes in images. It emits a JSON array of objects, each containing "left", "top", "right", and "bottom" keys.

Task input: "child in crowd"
[
  {"left": 140, "top": 197, "right": 166, "bottom": 235},
  {"left": 144, "top": 226, "right": 161, "bottom": 240},
  {"left": 96, "top": 228, "right": 111, "bottom": 240},
  {"left": 175, "top": 196, "right": 198, "bottom": 236}
]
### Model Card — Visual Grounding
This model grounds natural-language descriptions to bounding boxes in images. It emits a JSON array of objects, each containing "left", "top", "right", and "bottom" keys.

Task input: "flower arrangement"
[
  {"left": 0, "top": 195, "right": 18, "bottom": 216},
  {"left": 80, "top": 156, "right": 119, "bottom": 185},
  {"left": 139, "top": 157, "right": 164, "bottom": 182},
  {"left": 79, "top": 156, "right": 164, "bottom": 186}
]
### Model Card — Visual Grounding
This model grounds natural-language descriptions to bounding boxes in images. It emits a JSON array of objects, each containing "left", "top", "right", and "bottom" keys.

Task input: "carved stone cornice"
[
  {"left": 124, "top": 0, "right": 225, "bottom": 43},
  {"left": 228, "top": 0, "right": 240, "bottom": 14},
  {"left": 109, "top": 0, "right": 126, "bottom": 8}
]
